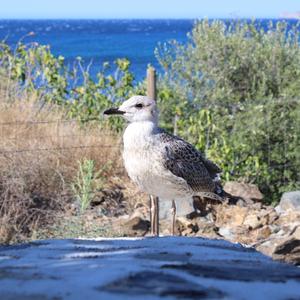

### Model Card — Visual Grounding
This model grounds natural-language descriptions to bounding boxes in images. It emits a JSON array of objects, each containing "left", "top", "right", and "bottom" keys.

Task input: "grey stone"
[
  {"left": 218, "top": 227, "right": 235, "bottom": 240},
  {"left": 102, "top": 271, "right": 225, "bottom": 298},
  {"left": 123, "top": 217, "right": 150, "bottom": 236},
  {"left": 159, "top": 198, "right": 194, "bottom": 220},
  {"left": 279, "top": 191, "right": 300, "bottom": 212},
  {"left": 273, "top": 238, "right": 300, "bottom": 265},
  {"left": 243, "top": 214, "right": 262, "bottom": 230},
  {"left": 224, "top": 181, "right": 263, "bottom": 202},
  {"left": 1, "top": 237, "right": 300, "bottom": 299}
]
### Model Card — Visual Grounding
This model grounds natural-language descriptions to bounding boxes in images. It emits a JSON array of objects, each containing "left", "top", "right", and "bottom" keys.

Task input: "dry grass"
[{"left": 0, "top": 85, "right": 136, "bottom": 243}]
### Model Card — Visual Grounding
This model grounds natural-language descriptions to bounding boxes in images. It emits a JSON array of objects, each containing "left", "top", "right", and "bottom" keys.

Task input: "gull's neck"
[{"left": 123, "top": 120, "right": 158, "bottom": 148}]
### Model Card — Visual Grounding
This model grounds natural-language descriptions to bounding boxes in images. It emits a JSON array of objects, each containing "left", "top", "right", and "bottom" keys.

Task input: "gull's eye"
[{"left": 135, "top": 103, "right": 143, "bottom": 109}]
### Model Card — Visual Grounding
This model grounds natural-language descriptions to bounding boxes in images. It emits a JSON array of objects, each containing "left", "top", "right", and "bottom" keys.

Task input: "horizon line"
[{"left": 0, "top": 16, "right": 297, "bottom": 21}]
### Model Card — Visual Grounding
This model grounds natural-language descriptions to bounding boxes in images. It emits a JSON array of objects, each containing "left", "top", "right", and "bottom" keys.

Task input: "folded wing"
[{"left": 159, "top": 131, "right": 221, "bottom": 193}]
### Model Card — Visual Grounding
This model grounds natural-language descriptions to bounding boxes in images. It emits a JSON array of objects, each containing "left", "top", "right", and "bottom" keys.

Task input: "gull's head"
[{"left": 103, "top": 95, "right": 158, "bottom": 123}]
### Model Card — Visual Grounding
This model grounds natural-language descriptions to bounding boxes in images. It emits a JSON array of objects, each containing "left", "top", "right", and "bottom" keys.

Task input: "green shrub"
[
  {"left": 0, "top": 41, "right": 137, "bottom": 131},
  {"left": 156, "top": 20, "right": 300, "bottom": 203},
  {"left": 71, "top": 159, "right": 107, "bottom": 213},
  {"left": 1, "top": 20, "right": 300, "bottom": 204}
]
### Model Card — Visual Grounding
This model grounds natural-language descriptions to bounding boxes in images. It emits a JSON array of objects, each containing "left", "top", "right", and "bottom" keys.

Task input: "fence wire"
[
  {"left": 0, "top": 118, "right": 121, "bottom": 155},
  {"left": 0, "top": 119, "right": 124, "bottom": 204},
  {"left": 0, "top": 118, "right": 100, "bottom": 126}
]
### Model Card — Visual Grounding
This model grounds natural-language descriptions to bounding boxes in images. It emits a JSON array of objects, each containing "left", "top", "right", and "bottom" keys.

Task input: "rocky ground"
[
  {"left": 35, "top": 181, "right": 300, "bottom": 266},
  {"left": 1, "top": 182, "right": 300, "bottom": 299},
  {"left": 1, "top": 237, "right": 300, "bottom": 299},
  {"left": 113, "top": 182, "right": 300, "bottom": 266}
]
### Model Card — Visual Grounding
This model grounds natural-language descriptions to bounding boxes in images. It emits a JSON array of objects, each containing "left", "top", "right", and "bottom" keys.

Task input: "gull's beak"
[{"left": 103, "top": 107, "right": 125, "bottom": 115}]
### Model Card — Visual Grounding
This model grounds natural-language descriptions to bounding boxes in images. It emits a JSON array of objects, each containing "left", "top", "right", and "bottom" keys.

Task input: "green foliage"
[
  {"left": 0, "top": 41, "right": 137, "bottom": 131},
  {"left": 156, "top": 20, "right": 300, "bottom": 203},
  {"left": 1, "top": 21, "right": 300, "bottom": 204},
  {"left": 71, "top": 159, "right": 106, "bottom": 213}
]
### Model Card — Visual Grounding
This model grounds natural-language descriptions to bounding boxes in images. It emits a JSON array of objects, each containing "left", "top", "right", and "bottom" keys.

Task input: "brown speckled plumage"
[{"left": 158, "top": 130, "right": 222, "bottom": 194}]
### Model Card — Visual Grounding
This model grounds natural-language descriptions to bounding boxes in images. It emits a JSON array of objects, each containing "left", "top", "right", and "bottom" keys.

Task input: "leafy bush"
[
  {"left": 156, "top": 20, "right": 300, "bottom": 203},
  {"left": 1, "top": 20, "right": 299, "bottom": 204},
  {"left": 0, "top": 41, "right": 137, "bottom": 131}
]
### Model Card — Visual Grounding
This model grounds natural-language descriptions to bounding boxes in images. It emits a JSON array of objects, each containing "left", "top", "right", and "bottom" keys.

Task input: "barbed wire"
[
  {"left": 0, "top": 118, "right": 101, "bottom": 126},
  {"left": 1, "top": 133, "right": 118, "bottom": 141},
  {"left": 0, "top": 117, "right": 122, "bottom": 154},
  {"left": 0, "top": 144, "right": 120, "bottom": 154}
]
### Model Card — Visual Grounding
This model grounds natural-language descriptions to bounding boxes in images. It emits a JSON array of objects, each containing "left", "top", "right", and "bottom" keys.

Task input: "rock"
[
  {"left": 215, "top": 205, "right": 248, "bottom": 227},
  {"left": 123, "top": 217, "right": 150, "bottom": 236},
  {"left": 159, "top": 198, "right": 194, "bottom": 220},
  {"left": 273, "top": 238, "right": 300, "bottom": 265},
  {"left": 291, "top": 226, "right": 300, "bottom": 239},
  {"left": 243, "top": 214, "right": 262, "bottom": 230},
  {"left": 224, "top": 181, "right": 263, "bottom": 202},
  {"left": 258, "top": 208, "right": 278, "bottom": 225},
  {"left": 218, "top": 225, "right": 252, "bottom": 243},
  {"left": 218, "top": 227, "right": 235, "bottom": 240},
  {"left": 90, "top": 188, "right": 127, "bottom": 217},
  {"left": 274, "top": 205, "right": 281, "bottom": 214},
  {"left": 279, "top": 191, "right": 300, "bottom": 212},
  {"left": 103, "top": 270, "right": 225, "bottom": 298},
  {"left": 174, "top": 217, "right": 199, "bottom": 236},
  {"left": 268, "top": 224, "right": 281, "bottom": 234},
  {"left": 252, "top": 202, "right": 263, "bottom": 209},
  {"left": 2, "top": 237, "right": 300, "bottom": 299},
  {"left": 256, "top": 239, "right": 277, "bottom": 258},
  {"left": 276, "top": 211, "right": 300, "bottom": 227},
  {"left": 255, "top": 226, "right": 272, "bottom": 240},
  {"left": 194, "top": 219, "right": 219, "bottom": 239},
  {"left": 256, "top": 228, "right": 300, "bottom": 266}
]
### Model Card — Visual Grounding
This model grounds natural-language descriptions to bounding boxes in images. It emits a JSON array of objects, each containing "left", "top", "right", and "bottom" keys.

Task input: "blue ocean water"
[
  {"left": 0, "top": 19, "right": 299, "bottom": 81},
  {"left": 0, "top": 19, "right": 194, "bottom": 80}
]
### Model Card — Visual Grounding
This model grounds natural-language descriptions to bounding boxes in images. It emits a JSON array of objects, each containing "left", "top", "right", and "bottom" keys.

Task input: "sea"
[{"left": 0, "top": 19, "right": 298, "bottom": 81}]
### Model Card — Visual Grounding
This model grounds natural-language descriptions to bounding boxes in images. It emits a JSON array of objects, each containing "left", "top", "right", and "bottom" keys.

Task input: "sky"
[{"left": 0, "top": 0, "right": 299, "bottom": 19}]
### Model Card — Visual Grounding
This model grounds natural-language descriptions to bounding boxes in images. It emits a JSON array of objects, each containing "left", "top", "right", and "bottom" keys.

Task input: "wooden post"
[
  {"left": 147, "top": 66, "right": 159, "bottom": 236},
  {"left": 147, "top": 66, "right": 156, "bottom": 101}
]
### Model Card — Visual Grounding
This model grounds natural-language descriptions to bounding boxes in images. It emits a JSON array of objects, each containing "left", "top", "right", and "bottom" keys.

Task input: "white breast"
[{"left": 122, "top": 122, "right": 192, "bottom": 200}]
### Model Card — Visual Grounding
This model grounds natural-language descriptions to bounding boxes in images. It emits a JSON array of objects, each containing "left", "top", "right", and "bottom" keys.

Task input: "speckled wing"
[{"left": 159, "top": 131, "right": 221, "bottom": 193}]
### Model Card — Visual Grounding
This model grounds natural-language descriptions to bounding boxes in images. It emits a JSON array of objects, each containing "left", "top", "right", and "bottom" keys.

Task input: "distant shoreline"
[{"left": 0, "top": 17, "right": 299, "bottom": 21}]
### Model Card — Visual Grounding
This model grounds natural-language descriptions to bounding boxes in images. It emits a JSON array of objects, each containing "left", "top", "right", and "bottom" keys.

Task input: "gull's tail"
[
  {"left": 195, "top": 179, "right": 229, "bottom": 202},
  {"left": 196, "top": 191, "right": 224, "bottom": 202}
]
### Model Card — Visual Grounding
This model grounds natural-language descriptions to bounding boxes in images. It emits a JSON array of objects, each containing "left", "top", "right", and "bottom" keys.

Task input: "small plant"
[{"left": 71, "top": 159, "right": 106, "bottom": 213}]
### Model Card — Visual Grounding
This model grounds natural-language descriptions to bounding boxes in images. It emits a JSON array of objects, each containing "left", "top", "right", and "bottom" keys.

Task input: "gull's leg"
[
  {"left": 150, "top": 195, "right": 154, "bottom": 235},
  {"left": 171, "top": 200, "right": 176, "bottom": 236},
  {"left": 150, "top": 195, "right": 159, "bottom": 236},
  {"left": 154, "top": 196, "right": 159, "bottom": 236}
]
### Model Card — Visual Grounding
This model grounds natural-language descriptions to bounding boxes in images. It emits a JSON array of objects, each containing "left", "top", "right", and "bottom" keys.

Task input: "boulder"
[
  {"left": 258, "top": 207, "right": 278, "bottom": 225},
  {"left": 224, "top": 181, "right": 263, "bottom": 202},
  {"left": 256, "top": 223, "right": 300, "bottom": 266},
  {"left": 218, "top": 227, "right": 235, "bottom": 240},
  {"left": 194, "top": 219, "right": 220, "bottom": 239},
  {"left": 273, "top": 238, "right": 300, "bottom": 265},
  {"left": 291, "top": 226, "right": 300, "bottom": 239},
  {"left": 243, "top": 214, "right": 262, "bottom": 230},
  {"left": 276, "top": 210, "right": 300, "bottom": 227},
  {"left": 2, "top": 237, "right": 300, "bottom": 299},
  {"left": 278, "top": 191, "right": 300, "bottom": 212},
  {"left": 159, "top": 198, "right": 194, "bottom": 220},
  {"left": 215, "top": 205, "right": 248, "bottom": 227},
  {"left": 123, "top": 217, "right": 150, "bottom": 236},
  {"left": 218, "top": 226, "right": 251, "bottom": 244},
  {"left": 254, "top": 225, "right": 272, "bottom": 241}
]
